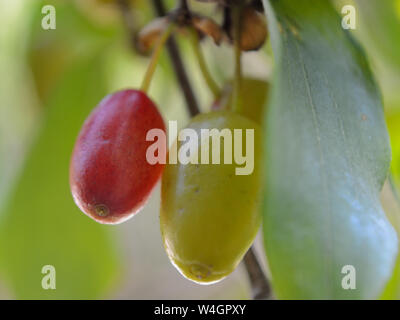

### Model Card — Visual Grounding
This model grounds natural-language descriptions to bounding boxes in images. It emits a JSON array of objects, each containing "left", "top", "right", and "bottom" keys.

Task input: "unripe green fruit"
[
  {"left": 236, "top": 78, "right": 269, "bottom": 123},
  {"left": 160, "top": 111, "right": 262, "bottom": 284},
  {"left": 212, "top": 78, "right": 269, "bottom": 124}
]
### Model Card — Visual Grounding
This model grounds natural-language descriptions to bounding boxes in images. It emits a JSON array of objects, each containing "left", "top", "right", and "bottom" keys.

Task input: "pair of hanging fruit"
[{"left": 70, "top": 0, "right": 269, "bottom": 284}]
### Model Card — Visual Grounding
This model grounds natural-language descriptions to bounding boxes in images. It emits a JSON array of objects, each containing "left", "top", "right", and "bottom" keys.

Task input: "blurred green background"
[{"left": 0, "top": 0, "right": 400, "bottom": 299}]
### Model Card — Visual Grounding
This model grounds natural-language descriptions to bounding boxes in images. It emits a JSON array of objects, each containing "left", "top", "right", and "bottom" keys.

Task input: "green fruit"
[
  {"left": 160, "top": 111, "right": 262, "bottom": 284},
  {"left": 212, "top": 78, "right": 269, "bottom": 124},
  {"left": 237, "top": 78, "right": 269, "bottom": 123}
]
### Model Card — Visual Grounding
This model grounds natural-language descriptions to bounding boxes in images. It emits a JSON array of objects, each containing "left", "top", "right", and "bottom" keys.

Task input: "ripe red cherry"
[{"left": 70, "top": 89, "right": 166, "bottom": 224}]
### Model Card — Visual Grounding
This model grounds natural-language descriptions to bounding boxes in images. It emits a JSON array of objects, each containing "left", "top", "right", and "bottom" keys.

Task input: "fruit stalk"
[
  {"left": 232, "top": 3, "right": 243, "bottom": 113},
  {"left": 141, "top": 22, "right": 176, "bottom": 92},
  {"left": 189, "top": 28, "right": 220, "bottom": 98}
]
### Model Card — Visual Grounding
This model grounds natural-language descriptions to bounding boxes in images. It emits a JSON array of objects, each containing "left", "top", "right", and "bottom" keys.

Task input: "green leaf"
[
  {"left": 0, "top": 54, "right": 120, "bottom": 299},
  {"left": 262, "top": 0, "right": 397, "bottom": 299}
]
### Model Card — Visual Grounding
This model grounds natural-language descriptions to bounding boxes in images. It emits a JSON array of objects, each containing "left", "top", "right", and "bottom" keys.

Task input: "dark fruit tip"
[{"left": 94, "top": 204, "right": 110, "bottom": 217}]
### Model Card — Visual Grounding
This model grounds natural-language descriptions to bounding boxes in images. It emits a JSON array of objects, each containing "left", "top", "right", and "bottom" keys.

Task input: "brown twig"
[
  {"left": 179, "top": 0, "right": 189, "bottom": 11},
  {"left": 117, "top": 0, "right": 137, "bottom": 51},
  {"left": 243, "top": 246, "right": 273, "bottom": 299},
  {"left": 151, "top": 0, "right": 200, "bottom": 117}
]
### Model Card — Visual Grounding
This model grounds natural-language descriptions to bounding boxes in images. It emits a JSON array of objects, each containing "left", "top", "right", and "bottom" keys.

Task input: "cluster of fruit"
[{"left": 70, "top": 0, "right": 269, "bottom": 284}]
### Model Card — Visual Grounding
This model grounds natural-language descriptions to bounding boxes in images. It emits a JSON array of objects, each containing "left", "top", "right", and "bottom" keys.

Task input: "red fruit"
[{"left": 70, "top": 89, "right": 166, "bottom": 224}]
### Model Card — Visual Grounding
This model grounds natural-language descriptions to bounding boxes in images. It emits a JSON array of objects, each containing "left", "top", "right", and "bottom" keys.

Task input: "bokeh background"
[{"left": 0, "top": 0, "right": 400, "bottom": 299}]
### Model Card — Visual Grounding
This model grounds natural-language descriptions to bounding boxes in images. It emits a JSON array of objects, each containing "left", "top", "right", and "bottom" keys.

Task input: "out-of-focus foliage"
[
  {"left": 381, "top": 177, "right": 400, "bottom": 299},
  {"left": 0, "top": 55, "right": 120, "bottom": 299},
  {"left": 387, "top": 112, "right": 400, "bottom": 179},
  {"left": 0, "top": 0, "right": 123, "bottom": 299},
  {"left": 381, "top": 111, "right": 400, "bottom": 299},
  {"left": 0, "top": 0, "right": 39, "bottom": 210},
  {"left": 29, "top": 1, "right": 117, "bottom": 102},
  {"left": 354, "top": 0, "right": 400, "bottom": 107},
  {"left": 355, "top": 0, "right": 400, "bottom": 70}
]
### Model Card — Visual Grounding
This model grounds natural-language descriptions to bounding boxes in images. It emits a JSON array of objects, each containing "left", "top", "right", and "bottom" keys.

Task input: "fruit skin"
[
  {"left": 70, "top": 89, "right": 166, "bottom": 224},
  {"left": 212, "top": 78, "right": 269, "bottom": 124},
  {"left": 160, "top": 111, "right": 262, "bottom": 284}
]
